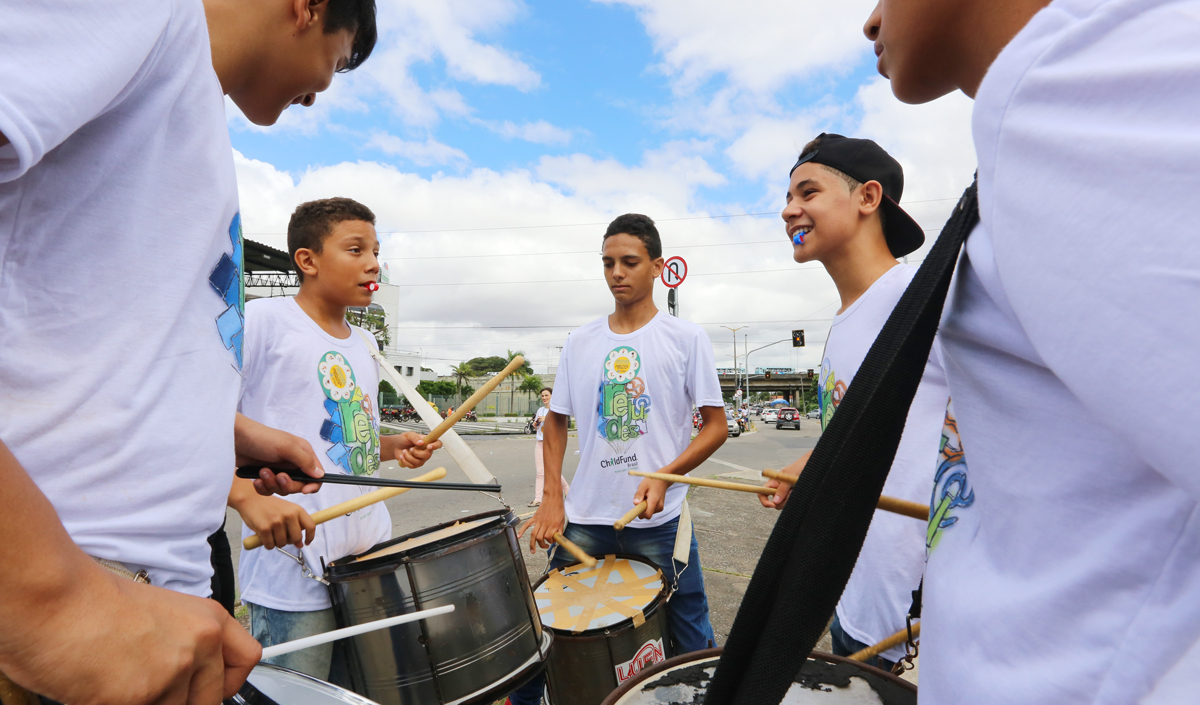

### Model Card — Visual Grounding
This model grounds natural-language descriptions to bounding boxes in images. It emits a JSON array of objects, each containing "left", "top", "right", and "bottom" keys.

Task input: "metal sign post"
[{"left": 661, "top": 256, "right": 687, "bottom": 317}]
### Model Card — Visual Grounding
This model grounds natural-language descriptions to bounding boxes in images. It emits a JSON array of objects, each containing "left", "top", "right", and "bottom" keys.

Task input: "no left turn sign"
[{"left": 661, "top": 256, "right": 687, "bottom": 288}]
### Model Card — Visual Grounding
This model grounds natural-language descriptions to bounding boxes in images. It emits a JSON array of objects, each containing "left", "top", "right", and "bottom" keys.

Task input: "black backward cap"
[{"left": 790, "top": 133, "right": 924, "bottom": 257}]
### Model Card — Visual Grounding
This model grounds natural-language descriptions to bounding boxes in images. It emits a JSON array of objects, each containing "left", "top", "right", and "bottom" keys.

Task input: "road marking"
[{"left": 706, "top": 457, "right": 756, "bottom": 473}]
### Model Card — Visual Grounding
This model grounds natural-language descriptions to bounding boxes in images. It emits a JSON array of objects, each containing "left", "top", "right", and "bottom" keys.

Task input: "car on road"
[
  {"left": 761, "top": 409, "right": 778, "bottom": 423},
  {"left": 806, "top": 408, "right": 821, "bottom": 419},
  {"left": 776, "top": 408, "right": 801, "bottom": 430},
  {"left": 725, "top": 410, "right": 741, "bottom": 437}
]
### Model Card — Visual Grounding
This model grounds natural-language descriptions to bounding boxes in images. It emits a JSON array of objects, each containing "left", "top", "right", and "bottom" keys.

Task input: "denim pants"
[
  {"left": 829, "top": 613, "right": 896, "bottom": 673},
  {"left": 508, "top": 517, "right": 715, "bottom": 705},
  {"left": 248, "top": 602, "right": 350, "bottom": 686}
]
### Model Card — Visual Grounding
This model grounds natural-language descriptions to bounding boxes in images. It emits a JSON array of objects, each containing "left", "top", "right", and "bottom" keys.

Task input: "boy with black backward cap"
[
  {"left": 0, "top": 0, "right": 378, "bottom": 702},
  {"left": 857, "top": 0, "right": 1200, "bottom": 702},
  {"left": 762, "top": 133, "right": 948, "bottom": 671}
]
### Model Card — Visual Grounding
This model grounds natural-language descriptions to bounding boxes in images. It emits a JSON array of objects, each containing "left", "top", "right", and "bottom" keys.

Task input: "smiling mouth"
[{"left": 791, "top": 227, "right": 811, "bottom": 245}]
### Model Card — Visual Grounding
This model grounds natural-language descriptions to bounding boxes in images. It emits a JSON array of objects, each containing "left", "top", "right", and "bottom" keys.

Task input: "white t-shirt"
[
  {"left": 923, "top": 0, "right": 1200, "bottom": 701},
  {"left": 0, "top": 0, "right": 241, "bottom": 595},
  {"left": 551, "top": 312, "right": 724, "bottom": 528},
  {"left": 817, "top": 264, "right": 947, "bottom": 662},
  {"left": 238, "top": 298, "right": 392, "bottom": 611},
  {"left": 535, "top": 406, "right": 549, "bottom": 441}
]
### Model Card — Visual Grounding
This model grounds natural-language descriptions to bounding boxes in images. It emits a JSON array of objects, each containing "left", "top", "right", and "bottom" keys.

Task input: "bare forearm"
[
  {"left": 541, "top": 412, "right": 569, "bottom": 495},
  {"left": 659, "top": 406, "right": 727, "bottom": 476}
]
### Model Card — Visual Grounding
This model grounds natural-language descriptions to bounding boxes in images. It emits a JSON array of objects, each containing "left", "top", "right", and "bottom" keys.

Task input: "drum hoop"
[
  {"left": 531, "top": 553, "right": 671, "bottom": 636},
  {"left": 597, "top": 648, "right": 916, "bottom": 705},
  {"left": 236, "top": 664, "right": 382, "bottom": 705},
  {"left": 326, "top": 507, "right": 514, "bottom": 579}
]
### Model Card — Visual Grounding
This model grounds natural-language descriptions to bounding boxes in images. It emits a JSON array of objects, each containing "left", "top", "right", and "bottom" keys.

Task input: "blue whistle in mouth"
[{"left": 793, "top": 230, "right": 806, "bottom": 245}]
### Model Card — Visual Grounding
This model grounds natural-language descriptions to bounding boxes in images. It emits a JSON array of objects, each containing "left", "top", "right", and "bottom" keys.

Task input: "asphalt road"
[{"left": 224, "top": 417, "right": 826, "bottom": 648}]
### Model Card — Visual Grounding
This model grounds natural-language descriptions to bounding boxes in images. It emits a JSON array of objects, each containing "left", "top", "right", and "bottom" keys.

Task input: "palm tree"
[
  {"left": 519, "top": 375, "right": 543, "bottom": 414},
  {"left": 505, "top": 349, "right": 532, "bottom": 416},
  {"left": 451, "top": 362, "right": 474, "bottom": 405}
]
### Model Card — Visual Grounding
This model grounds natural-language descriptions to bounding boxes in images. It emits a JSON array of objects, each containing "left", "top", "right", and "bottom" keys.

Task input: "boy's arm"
[
  {"left": 760, "top": 449, "right": 812, "bottom": 510},
  {"left": 0, "top": 439, "right": 260, "bottom": 704},
  {"left": 228, "top": 478, "right": 316, "bottom": 550},
  {"left": 235, "top": 413, "right": 324, "bottom": 495},
  {"left": 518, "top": 411, "right": 569, "bottom": 552},
  {"left": 632, "top": 404, "right": 728, "bottom": 520},
  {"left": 380, "top": 432, "right": 441, "bottom": 468}
]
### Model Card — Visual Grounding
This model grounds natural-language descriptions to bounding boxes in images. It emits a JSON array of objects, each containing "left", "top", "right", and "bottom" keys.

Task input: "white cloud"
[
  {"left": 595, "top": 0, "right": 878, "bottom": 94},
  {"left": 366, "top": 133, "right": 470, "bottom": 166},
  {"left": 483, "top": 119, "right": 576, "bottom": 146}
]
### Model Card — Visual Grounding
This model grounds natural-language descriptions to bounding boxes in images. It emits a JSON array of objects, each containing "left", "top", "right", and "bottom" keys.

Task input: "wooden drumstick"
[
  {"left": 848, "top": 621, "right": 920, "bottom": 662},
  {"left": 422, "top": 356, "right": 524, "bottom": 444},
  {"left": 552, "top": 531, "right": 597, "bottom": 568},
  {"left": 614, "top": 501, "right": 648, "bottom": 530},
  {"left": 628, "top": 470, "right": 775, "bottom": 495},
  {"left": 243, "top": 467, "right": 447, "bottom": 550},
  {"left": 761, "top": 468, "right": 929, "bottom": 521}
]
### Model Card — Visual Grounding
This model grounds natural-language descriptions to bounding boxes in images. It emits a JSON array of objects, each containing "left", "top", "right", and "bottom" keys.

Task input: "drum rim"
[
  {"left": 597, "top": 647, "right": 917, "bottom": 705},
  {"left": 237, "top": 662, "right": 383, "bottom": 705},
  {"left": 325, "top": 507, "right": 514, "bottom": 577},
  {"left": 446, "top": 627, "right": 555, "bottom": 705},
  {"left": 531, "top": 553, "right": 670, "bottom": 637}
]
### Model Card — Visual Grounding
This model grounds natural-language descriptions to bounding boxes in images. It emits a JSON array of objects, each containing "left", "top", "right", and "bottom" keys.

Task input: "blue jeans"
[
  {"left": 509, "top": 517, "right": 715, "bottom": 705},
  {"left": 829, "top": 613, "right": 896, "bottom": 673},
  {"left": 248, "top": 602, "right": 350, "bottom": 686}
]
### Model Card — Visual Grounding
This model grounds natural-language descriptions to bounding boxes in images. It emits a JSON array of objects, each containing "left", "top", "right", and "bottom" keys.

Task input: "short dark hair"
[
  {"left": 603, "top": 213, "right": 662, "bottom": 260},
  {"left": 540, "top": 387, "right": 553, "bottom": 395},
  {"left": 326, "top": 0, "right": 377, "bottom": 72},
  {"left": 287, "top": 197, "right": 376, "bottom": 281}
]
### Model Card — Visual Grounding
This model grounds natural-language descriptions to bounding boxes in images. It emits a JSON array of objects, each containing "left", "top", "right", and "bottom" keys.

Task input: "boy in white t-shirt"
[
  {"left": 761, "top": 133, "right": 947, "bottom": 670},
  {"left": 0, "top": 0, "right": 379, "bottom": 701},
  {"left": 855, "top": 0, "right": 1200, "bottom": 701},
  {"left": 233, "top": 198, "right": 440, "bottom": 681},
  {"left": 511, "top": 214, "right": 728, "bottom": 705}
]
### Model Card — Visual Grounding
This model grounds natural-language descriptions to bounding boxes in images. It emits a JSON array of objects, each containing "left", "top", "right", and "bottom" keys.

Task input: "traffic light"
[
  {"left": 792, "top": 329, "right": 805, "bottom": 347},
  {"left": 807, "top": 368, "right": 814, "bottom": 379},
  {"left": 764, "top": 370, "right": 772, "bottom": 380}
]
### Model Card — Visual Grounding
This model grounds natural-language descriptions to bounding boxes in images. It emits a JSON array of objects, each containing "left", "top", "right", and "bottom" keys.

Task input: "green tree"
[
  {"left": 345, "top": 308, "right": 390, "bottom": 349},
  {"left": 505, "top": 349, "right": 532, "bottom": 414},
  {"left": 415, "top": 380, "right": 457, "bottom": 398},
  {"left": 464, "top": 356, "right": 508, "bottom": 373},
  {"left": 451, "top": 362, "right": 475, "bottom": 404}
]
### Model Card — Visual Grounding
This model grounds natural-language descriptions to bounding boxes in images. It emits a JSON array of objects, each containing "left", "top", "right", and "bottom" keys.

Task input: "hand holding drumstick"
[{"left": 760, "top": 450, "right": 810, "bottom": 509}]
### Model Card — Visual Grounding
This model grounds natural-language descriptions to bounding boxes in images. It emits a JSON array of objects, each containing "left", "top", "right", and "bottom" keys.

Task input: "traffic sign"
[{"left": 661, "top": 256, "right": 687, "bottom": 288}]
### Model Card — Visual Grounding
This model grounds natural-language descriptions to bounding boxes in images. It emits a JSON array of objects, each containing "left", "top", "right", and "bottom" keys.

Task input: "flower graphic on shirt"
[
  {"left": 597, "top": 346, "right": 651, "bottom": 460},
  {"left": 605, "top": 348, "right": 640, "bottom": 384},
  {"left": 316, "top": 352, "right": 379, "bottom": 477},
  {"left": 318, "top": 352, "right": 357, "bottom": 402},
  {"left": 927, "top": 399, "right": 975, "bottom": 555},
  {"left": 818, "top": 358, "right": 846, "bottom": 431}
]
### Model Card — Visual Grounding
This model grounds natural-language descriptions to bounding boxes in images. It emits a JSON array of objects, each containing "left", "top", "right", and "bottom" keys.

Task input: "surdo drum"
[
  {"left": 533, "top": 554, "right": 674, "bottom": 705},
  {"left": 599, "top": 648, "right": 917, "bottom": 705},
  {"left": 230, "top": 664, "right": 381, "bottom": 705},
  {"left": 324, "top": 508, "right": 552, "bottom": 705}
]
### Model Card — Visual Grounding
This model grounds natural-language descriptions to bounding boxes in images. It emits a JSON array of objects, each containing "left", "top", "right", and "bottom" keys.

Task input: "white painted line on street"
[{"left": 706, "top": 457, "right": 757, "bottom": 474}]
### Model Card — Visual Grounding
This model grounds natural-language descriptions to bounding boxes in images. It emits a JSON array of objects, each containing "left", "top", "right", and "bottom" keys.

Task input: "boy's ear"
[
  {"left": 858, "top": 180, "right": 885, "bottom": 216},
  {"left": 294, "top": 248, "right": 320, "bottom": 279},
  {"left": 651, "top": 256, "right": 665, "bottom": 280},
  {"left": 293, "top": 0, "right": 327, "bottom": 31}
]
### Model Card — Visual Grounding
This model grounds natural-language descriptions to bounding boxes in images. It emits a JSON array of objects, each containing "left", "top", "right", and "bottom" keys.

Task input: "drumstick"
[
  {"left": 627, "top": 470, "right": 775, "bottom": 495},
  {"left": 762, "top": 469, "right": 929, "bottom": 521},
  {"left": 614, "top": 501, "right": 649, "bottom": 530},
  {"left": 422, "top": 356, "right": 525, "bottom": 444},
  {"left": 848, "top": 621, "right": 920, "bottom": 663},
  {"left": 243, "top": 467, "right": 447, "bottom": 550},
  {"left": 552, "top": 531, "right": 597, "bottom": 568},
  {"left": 260, "top": 605, "right": 455, "bottom": 659}
]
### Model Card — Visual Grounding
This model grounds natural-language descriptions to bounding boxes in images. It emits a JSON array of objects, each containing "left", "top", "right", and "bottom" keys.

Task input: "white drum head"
[
  {"left": 534, "top": 555, "right": 663, "bottom": 632},
  {"left": 241, "top": 664, "right": 381, "bottom": 705}
]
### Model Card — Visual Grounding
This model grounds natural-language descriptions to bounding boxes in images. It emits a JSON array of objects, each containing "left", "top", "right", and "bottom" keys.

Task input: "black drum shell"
[
  {"left": 598, "top": 647, "right": 917, "bottom": 705},
  {"left": 325, "top": 508, "right": 547, "bottom": 705},
  {"left": 533, "top": 555, "right": 673, "bottom": 705}
]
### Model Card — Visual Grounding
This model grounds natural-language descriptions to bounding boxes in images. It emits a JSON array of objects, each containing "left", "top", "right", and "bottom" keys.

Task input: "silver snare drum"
[
  {"left": 231, "top": 664, "right": 381, "bottom": 705},
  {"left": 325, "top": 508, "right": 551, "bottom": 705}
]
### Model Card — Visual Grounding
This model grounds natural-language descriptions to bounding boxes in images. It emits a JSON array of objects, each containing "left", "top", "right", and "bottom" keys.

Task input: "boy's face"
[
  {"left": 602, "top": 234, "right": 664, "bottom": 307},
  {"left": 781, "top": 163, "right": 866, "bottom": 264},
  {"left": 863, "top": 0, "right": 963, "bottom": 103},
  {"left": 301, "top": 219, "right": 380, "bottom": 307},
  {"left": 228, "top": 0, "right": 355, "bottom": 125}
]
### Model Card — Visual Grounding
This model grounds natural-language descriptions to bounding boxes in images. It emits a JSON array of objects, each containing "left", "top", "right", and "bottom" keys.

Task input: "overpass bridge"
[{"left": 718, "top": 371, "right": 814, "bottom": 406}]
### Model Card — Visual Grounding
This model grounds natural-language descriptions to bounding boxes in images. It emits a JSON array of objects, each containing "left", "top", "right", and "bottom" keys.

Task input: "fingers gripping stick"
[{"left": 242, "top": 467, "right": 447, "bottom": 550}]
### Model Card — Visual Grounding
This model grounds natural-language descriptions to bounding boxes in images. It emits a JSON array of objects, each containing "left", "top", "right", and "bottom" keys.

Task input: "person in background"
[{"left": 530, "top": 387, "right": 568, "bottom": 507}]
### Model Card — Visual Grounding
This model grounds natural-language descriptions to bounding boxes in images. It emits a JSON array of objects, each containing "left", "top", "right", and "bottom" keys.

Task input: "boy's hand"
[
  {"left": 234, "top": 494, "right": 316, "bottom": 550},
  {"left": 519, "top": 494, "right": 565, "bottom": 553},
  {"left": 760, "top": 451, "right": 811, "bottom": 510},
  {"left": 234, "top": 413, "right": 323, "bottom": 496},
  {"left": 386, "top": 432, "right": 442, "bottom": 469},
  {"left": 5, "top": 566, "right": 260, "bottom": 705},
  {"left": 633, "top": 477, "right": 669, "bottom": 520}
]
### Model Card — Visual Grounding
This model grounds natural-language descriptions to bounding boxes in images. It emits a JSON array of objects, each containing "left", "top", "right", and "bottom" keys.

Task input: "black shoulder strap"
[{"left": 706, "top": 179, "right": 979, "bottom": 705}]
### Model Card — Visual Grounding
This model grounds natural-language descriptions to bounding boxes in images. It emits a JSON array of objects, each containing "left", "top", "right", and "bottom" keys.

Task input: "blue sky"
[{"left": 229, "top": 0, "right": 976, "bottom": 374}]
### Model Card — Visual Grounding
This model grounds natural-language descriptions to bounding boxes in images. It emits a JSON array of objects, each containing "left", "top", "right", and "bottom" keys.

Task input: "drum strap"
[
  {"left": 672, "top": 498, "right": 691, "bottom": 566},
  {"left": 706, "top": 179, "right": 978, "bottom": 705}
]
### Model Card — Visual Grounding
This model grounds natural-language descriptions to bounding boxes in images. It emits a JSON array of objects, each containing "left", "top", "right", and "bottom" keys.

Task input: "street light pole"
[{"left": 720, "top": 325, "right": 748, "bottom": 402}]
